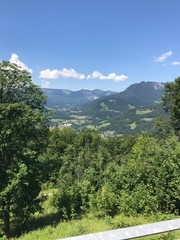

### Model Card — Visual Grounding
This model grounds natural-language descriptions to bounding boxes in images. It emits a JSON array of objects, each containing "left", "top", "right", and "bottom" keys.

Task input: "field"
[{"left": 136, "top": 109, "right": 153, "bottom": 115}]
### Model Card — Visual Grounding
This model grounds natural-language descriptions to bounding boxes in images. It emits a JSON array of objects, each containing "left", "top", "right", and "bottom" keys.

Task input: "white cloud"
[
  {"left": 9, "top": 53, "right": 33, "bottom": 73},
  {"left": 87, "top": 71, "right": 102, "bottom": 79},
  {"left": 154, "top": 51, "right": 173, "bottom": 63},
  {"left": 39, "top": 68, "right": 86, "bottom": 80},
  {"left": 39, "top": 68, "right": 128, "bottom": 83},
  {"left": 87, "top": 71, "right": 128, "bottom": 82},
  {"left": 41, "top": 80, "right": 50, "bottom": 88},
  {"left": 172, "top": 61, "right": 180, "bottom": 66}
]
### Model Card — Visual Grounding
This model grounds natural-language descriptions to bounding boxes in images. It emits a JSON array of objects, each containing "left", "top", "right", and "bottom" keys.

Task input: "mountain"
[
  {"left": 114, "top": 81, "right": 165, "bottom": 104},
  {"left": 41, "top": 88, "right": 116, "bottom": 109},
  {"left": 79, "top": 81, "right": 166, "bottom": 135},
  {"left": 43, "top": 81, "right": 167, "bottom": 135},
  {"left": 81, "top": 81, "right": 164, "bottom": 113}
]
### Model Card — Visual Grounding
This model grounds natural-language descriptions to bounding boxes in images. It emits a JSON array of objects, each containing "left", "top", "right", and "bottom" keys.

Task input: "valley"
[{"left": 43, "top": 81, "right": 167, "bottom": 135}]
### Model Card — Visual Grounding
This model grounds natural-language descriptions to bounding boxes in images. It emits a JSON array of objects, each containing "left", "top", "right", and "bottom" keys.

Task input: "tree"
[
  {"left": 54, "top": 129, "right": 109, "bottom": 218},
  {"left": 0, "top": 61, "right": 49, "bottom": 238},
  {"left": 118, "top": 134, "right": 180, "bottom": 214},
  {"left": 162, "top": 77, "right": 180, "bottom": 139},
  {"left": 39, "top": 126, "right": 76, "bottom": 184}
]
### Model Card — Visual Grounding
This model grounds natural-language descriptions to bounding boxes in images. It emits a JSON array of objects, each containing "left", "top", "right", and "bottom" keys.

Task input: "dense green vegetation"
[
  {"left": 162, "top": 77, "right": 180, "bottom": 139},
  {"left": 41, "top": 128, "right": 180, "bottom": 219},
  {"left": 8, "top": 128, "right": 180, "bottom": 240},
  {"left": 0, "top": 62, "right": 49, "bottom": 238},
  {"left": 0, "top": 63, "right": 180, "bottom": 239},
  {"left": 50, "top": 102, "right": 167, "bottom": 135},
  {"left": 10, "top": 212, "right": 180, "bottom": 240}
]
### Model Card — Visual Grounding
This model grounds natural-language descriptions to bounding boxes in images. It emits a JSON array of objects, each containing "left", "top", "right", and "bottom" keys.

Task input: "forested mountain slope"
[
  {"left": 80, "top": 82, "right": 165, "bottom": 134},
  {"left": 43, "top": 81, "right": 166, "bottom": 135},
  {"left": 82, "top": 81, "right": 164, "bottom": 112}
]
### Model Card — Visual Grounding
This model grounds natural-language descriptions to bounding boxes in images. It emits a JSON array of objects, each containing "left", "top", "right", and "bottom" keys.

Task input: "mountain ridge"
[
  {"left": 41, "top": 88, "right": 117, "bottom": 109},
  {"left": 42, "top": 81, "right": 167, "bottom": 135}
]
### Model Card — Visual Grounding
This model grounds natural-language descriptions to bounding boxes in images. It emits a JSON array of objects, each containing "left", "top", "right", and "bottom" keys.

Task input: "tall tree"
[
  {"left": 39, "top": 126, "right": 76, "bottom": 184},
  {"left": 162, "top": 77, "right": 180, "bottom": 139},
  {"left": 0, "top": 61, "right": 49, "bottom": 238}
]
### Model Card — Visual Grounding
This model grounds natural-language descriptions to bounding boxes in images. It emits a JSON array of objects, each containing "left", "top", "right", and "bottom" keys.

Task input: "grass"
[
  {"left": 98, "top": 122, "right": 111, "bottom": 129},
  {"left": 12, "top": 218, "right": 109, "bottom": 240},
  {"left": 70, "top": 115, "right": 88, "bottom": 120},
  {"left": 141, "top": 118, "right": 154, "bottom": 121},
  {"left": 129, "top": 122, "right": 137, "bottom": 130},
  {"left": 86, "top": 125, "right": 97, "bottom": 129},
  {"left": 51, "top": 119, "right": 61, "bottom": 123},
  {"left": 9, "top": 188, "right": 180, "bottom": 240},
  {"left": 136, "top": 109, "right": 153, "bottom": 115},
  {"left": 12, "top": 214, "right": 180, "bottom": 240}
]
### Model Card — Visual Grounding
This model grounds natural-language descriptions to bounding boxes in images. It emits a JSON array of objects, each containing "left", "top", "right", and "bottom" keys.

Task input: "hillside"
[
  {"left": 44, "top": 81, "right": 167, "bottom": 135},
  {"left": 80, "top": 81, "right": 165, "bottom": 134}
]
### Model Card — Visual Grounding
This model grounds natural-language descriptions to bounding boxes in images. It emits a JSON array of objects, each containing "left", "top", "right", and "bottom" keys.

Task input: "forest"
[
  {"left": 40, "top": 126, "right": 180, "bottom": 216},
  {"left": 0, "top": 62, "right": 180, "bottom": 239}
]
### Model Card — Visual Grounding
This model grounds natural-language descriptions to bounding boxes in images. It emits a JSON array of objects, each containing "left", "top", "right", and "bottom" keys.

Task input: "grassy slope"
[
  {"left": 13, "top": 215, "right": 180, "bottom": 240},
  {"left": 12, "top": 189, "right": 180, "bottom": 240}
]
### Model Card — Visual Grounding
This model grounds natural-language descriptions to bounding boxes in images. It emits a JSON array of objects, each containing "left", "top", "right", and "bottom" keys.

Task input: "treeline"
[{"left": 40, "top": 127, "right": 180, "bottom": 218}]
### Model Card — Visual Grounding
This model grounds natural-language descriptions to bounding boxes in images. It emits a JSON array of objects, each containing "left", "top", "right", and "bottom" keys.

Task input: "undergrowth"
[{"left": 3, "top": 188, "right": 179, "bottom": 240}]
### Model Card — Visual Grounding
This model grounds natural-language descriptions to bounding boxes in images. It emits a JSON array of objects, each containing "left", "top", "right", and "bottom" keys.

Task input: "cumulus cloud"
[
  {"left": 39, "top": 68, "right": 86, "bottom": 80},
  {"left": 172, "top": 61, "right": 180, "bottom": 66},
  {"left": 9, "top": 53, "right": 33, "bottom": 73},
  {"left": 154, "top": 51, "right": 173, "bottom": 63},
  {"left": 87, "top": 71, "right": 128, "bottom": 82},
  {"left": 39, "top": 68, "right": 128, "bottom": 83}
]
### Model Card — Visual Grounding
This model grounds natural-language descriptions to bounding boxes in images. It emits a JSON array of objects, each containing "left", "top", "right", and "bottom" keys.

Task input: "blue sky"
[{"left": 0, "top": 0, "right": 180, "bottom": 91}]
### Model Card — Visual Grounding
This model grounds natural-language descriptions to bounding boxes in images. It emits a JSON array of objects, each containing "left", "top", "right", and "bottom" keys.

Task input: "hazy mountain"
[{"left": 41, "top": 88, "right": 116, "bottom": 109}]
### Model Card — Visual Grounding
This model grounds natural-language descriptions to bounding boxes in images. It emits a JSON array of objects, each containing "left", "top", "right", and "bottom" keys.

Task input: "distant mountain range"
[
  {"left": 41, "top": 88, "right": 116, "bottom": 109},
  {"left": 42, "top": 81, "right": 167, "bottom": 135}
]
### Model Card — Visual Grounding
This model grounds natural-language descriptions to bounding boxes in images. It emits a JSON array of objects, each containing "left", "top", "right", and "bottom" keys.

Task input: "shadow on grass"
[{"left": 13, "top": 212, "right": 62, "bottom": 237}]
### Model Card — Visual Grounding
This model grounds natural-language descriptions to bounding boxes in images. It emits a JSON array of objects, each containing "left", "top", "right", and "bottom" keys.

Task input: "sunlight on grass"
[
  {"left": 98, "top": 122, "right": 111, "bottom": 129},
  {"left": 86, "top": 125, "right": 96, "bottom": 129},
  {"left": 136, "top": 109, "right": 153, "bottom": 115},
  {"left": 129, "top": 122, "right": 136, "bottom": 130},
  {"left": 39, "top": 189, "right": 59, "bottom": 215},
  {"left": 70, "top": 115, "right": 88, "bottom": 119},
  {"left": 13, "top": 214, "right": 180, "bottom": 240},
  {"left": 141, "top": 118, "right": 154, "bottom": 122}
]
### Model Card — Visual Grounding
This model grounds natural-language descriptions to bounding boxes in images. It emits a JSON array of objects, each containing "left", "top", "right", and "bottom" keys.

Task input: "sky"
[{"left": 0, "top": 0, "right": 180, "bottom": 92}]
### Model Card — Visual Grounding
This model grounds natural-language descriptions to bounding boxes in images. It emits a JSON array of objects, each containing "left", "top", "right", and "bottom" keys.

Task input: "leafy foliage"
[
  {"left": 162, "top": 77, "right": 180, "bottom": 138},
  {"left": 1, "top": 73, "right": 180, "bottom": 239},
  {"left": 0, "top": 61, "right": 49, "bottom": 238},
  {"left": 42, "top": 128, "right": 180, "bottom": 219}
]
